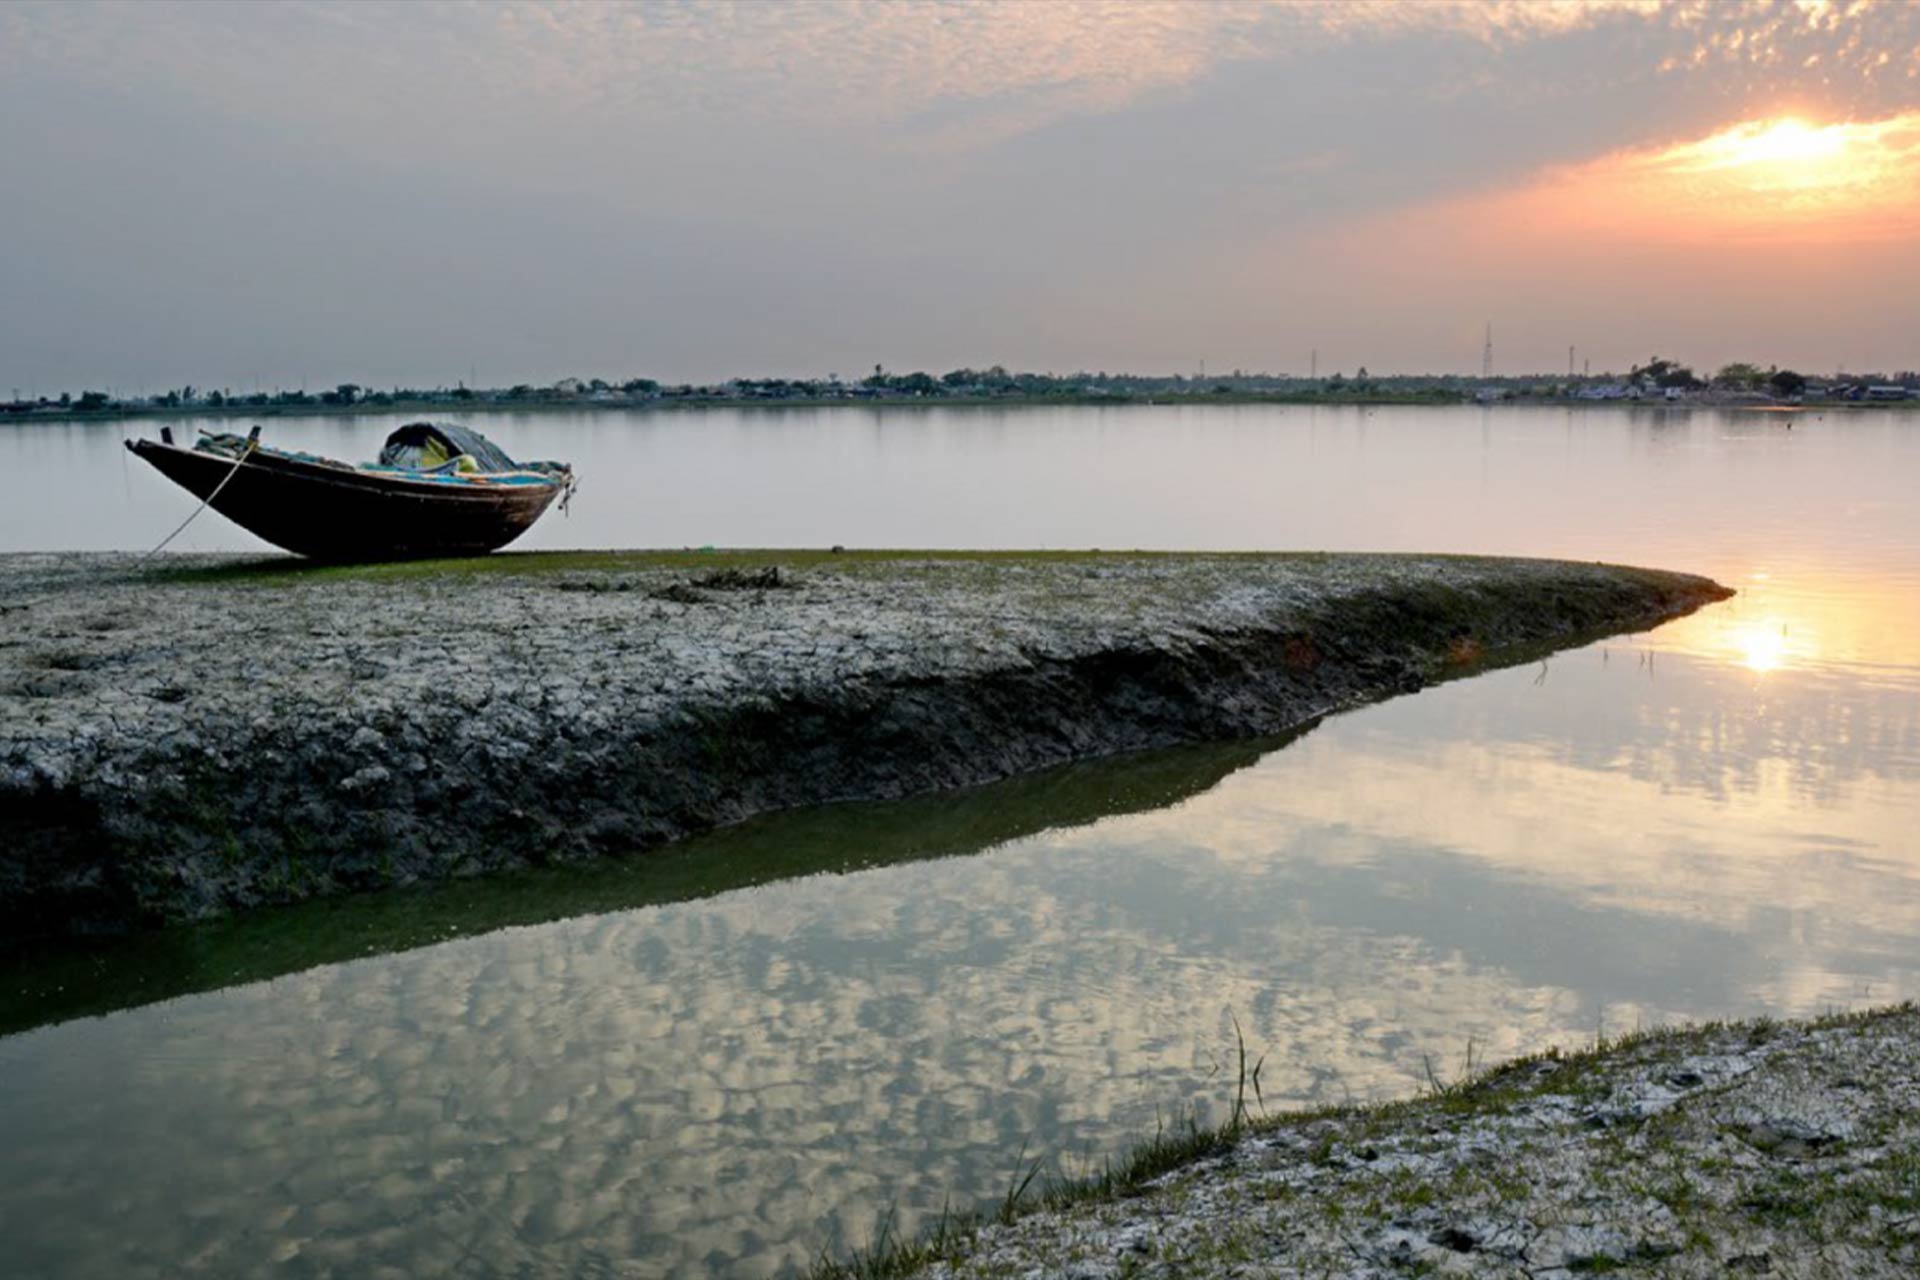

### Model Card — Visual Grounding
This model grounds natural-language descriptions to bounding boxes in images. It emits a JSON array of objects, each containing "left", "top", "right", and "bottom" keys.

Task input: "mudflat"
[{"left": 0, "top": 550, "right": 1728, "bottom": 935}]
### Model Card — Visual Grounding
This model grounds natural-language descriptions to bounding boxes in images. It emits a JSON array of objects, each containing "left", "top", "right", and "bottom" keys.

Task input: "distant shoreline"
[{"left": 4, "top": 391, "right": 1914, "bottom": 427}]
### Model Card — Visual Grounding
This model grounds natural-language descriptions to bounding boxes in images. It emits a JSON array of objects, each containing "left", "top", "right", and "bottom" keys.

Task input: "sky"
[{"left": 3, "top": 0, "right": 1919, "bottom": 392}]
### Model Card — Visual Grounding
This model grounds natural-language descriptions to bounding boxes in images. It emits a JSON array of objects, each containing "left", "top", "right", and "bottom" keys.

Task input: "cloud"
[{"left": 12, "top": 2, "right": 1909, "bottom": 156}]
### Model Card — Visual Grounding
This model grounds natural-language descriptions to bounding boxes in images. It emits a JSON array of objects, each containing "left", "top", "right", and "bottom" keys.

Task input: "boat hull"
[{"left": 128, "top": 439, "right": 563, "bottom": 560}]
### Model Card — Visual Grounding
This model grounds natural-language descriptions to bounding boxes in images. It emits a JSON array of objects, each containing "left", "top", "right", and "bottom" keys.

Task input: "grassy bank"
[
  {"left": 146, "top": 545, "right": 1664, "bottom": 588},
  {"left": 814, "top": 1004, "right": 1920, "bottom": 1279}
]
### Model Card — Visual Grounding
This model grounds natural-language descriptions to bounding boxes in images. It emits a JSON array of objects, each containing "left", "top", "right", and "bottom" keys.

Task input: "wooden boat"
[{"left": 126, "top": 421, "right": 575, "bottom": 560}]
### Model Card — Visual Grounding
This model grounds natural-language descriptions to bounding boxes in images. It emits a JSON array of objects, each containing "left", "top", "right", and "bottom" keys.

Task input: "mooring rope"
[{"left": 140, "top": 438, "right": 256, "bottom": 562}]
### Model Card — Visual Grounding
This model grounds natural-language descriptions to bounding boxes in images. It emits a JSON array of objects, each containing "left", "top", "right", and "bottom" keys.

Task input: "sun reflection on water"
[
  {"left": 1649, "top": 561, "right": 1920, "bottom": 687},
  {"left": 1736, "top": 619, "right": 1790, "bottom": 673}
]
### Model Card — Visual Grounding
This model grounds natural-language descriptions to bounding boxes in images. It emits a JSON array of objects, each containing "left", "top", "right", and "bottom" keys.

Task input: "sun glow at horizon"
[
  {"left": 1605, "top": 112, "right": 1920, "bottom": 237},
  {"left": 1643, "top": 114, "right": 1917, "bottom": 195},
  {"left": 1407, "top": 110, "right": 1920, "bottom": 249},
  {"left": 1675, "top": 117, "right": 1846, "bottom": 171},
  {"left": 1313, "top": 107, "right": 1920, "bottom": 288}
]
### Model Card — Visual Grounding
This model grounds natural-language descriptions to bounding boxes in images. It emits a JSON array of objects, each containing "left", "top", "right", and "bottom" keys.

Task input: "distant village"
[
  {"left": 5, "top": 358, "right": 1917, "bottom": 420},
  {"left": 1542, "top": 357, "right": 1919, "bottom": 406}
]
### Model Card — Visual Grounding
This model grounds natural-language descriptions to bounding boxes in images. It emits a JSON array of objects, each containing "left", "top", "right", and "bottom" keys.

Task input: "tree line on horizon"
[{"left": 7, "top": 358, "right": 1915, "bottom": 416}]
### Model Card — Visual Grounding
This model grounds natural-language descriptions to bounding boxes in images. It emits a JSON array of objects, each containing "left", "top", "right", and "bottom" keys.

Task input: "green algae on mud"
[
  {"left": 0, "top": 734, "right": 1281, "bottom": 1037},
  {"left": 149, "top": 546, "right": 1464, "bottom": 586},
  {"left": 1, "top": 551, "right": 1731, "bottom": 939}
]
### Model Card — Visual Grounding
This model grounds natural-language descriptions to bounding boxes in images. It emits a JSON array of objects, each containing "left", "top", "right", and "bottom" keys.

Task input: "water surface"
[{"left": 3, "top": 404, "right": 1917, "bottom": 1277}]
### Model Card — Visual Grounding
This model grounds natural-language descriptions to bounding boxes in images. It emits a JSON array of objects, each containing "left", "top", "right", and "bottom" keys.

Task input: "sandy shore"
[{"left": 0, "top": 550, "right": 1727, "bottom": 935}]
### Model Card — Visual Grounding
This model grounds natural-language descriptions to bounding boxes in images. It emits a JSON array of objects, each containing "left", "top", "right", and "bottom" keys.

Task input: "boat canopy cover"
[{"left": 379, "top": 422, "right": 521, "bottom": 473}]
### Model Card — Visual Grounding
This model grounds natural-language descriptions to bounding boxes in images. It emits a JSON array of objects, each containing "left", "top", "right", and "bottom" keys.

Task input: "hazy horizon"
[{"left": 5, "top": 0, "right": 1918, "bottom": 394}]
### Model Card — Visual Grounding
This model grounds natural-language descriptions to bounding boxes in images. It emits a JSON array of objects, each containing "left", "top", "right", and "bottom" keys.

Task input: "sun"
[
  {"left": 1645, "top": 113, "right": 1920, "bottom": 202},
  {"left": 1697, "top": 118, "right": 1846, "bottom": 169},
  {"left": 1422, "top": 109, "right": 1920, "bottom": 252},
  {"left": 1530, "top": 110, "right": 1920, "bottom": 241}
]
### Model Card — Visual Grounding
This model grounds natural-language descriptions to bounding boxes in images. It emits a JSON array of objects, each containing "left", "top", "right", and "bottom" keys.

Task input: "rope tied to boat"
[{"left": 140, "top": 430, "right": 258, "bottom": 562}]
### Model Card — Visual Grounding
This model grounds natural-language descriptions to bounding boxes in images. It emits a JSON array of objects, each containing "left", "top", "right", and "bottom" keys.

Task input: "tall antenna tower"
[
  {"left": 1568, "top": 346, "right": 1575, "bottom": 378},
  {"left": 1310, "top": 348, "right": 1318, "bottom": 379},
  {"left": 1482, "top": 323, "right": 1493, "bottom": 379}
]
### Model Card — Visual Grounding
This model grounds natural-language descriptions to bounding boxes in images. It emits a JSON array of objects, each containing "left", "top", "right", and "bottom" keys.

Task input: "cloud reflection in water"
[{"left": 3, "top": 633, "right": 1918, "bottom": 1278}]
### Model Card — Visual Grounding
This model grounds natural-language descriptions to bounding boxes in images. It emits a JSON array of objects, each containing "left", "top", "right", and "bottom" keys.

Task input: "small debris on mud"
[
  {"left": 647, "top": 582, "right": 710, "bottom": 604},
  {"left": 691, "top": 566, "right": 796, "bottom": 591}
]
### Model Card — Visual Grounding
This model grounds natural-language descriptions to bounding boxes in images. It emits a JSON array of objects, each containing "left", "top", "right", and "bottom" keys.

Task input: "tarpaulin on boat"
[{"left": 378, "top": 422, "right": 521, "bottom": 473}]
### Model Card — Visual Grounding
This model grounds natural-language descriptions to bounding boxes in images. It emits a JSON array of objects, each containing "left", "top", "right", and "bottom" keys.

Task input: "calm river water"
[{"left": 3, "top": 404, "right": 1918, "bottom": 1278}]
